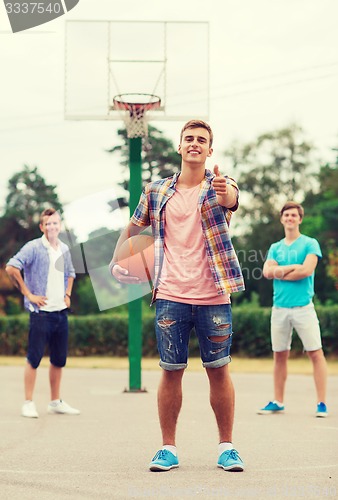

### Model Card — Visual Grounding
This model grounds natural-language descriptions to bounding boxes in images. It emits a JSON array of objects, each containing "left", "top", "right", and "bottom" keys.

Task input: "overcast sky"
[{"left": 1, "top": 0, "right": 338, "bottom": 239}]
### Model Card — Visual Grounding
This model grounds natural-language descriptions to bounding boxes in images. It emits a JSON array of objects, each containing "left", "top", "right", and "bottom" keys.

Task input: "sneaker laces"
[
  {"left": 222, "top": 449, "right": 240, "bottom": 460},
  {"left": 152, "top": 449, "right": 170, "bottom": 461}
]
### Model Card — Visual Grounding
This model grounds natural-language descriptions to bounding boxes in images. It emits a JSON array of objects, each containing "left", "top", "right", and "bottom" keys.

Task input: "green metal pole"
[{"left": 128, "top": 136, "right": 143, "bottom": 391}]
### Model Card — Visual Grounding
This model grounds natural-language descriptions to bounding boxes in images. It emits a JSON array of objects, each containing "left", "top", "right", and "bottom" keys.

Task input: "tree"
[
  {"left": 0, "top": 165, "right": 62, "bottom": 265},
  {"left": 225, "top": 123, "right": 317, "bottom": 228},
  {"left": 5, "top": 165, "right": 62, "bottom": 230},
  {"left": 106, "top": 125, "right": 181, "bottom": 205},
  {"left": 224, "top": 124, "right": 320, "bottom": 306},
  {"left": 301, "top": 162, "right": 338, "bottom": 304},
  {"left": 0, "top": 165, "right": 63, "bottom": 313}
]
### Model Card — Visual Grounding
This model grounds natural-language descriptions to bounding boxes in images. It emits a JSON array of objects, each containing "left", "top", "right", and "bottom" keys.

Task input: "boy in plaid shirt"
[{"left": 111, "top": 120, "right": 245, "bottom": 472}]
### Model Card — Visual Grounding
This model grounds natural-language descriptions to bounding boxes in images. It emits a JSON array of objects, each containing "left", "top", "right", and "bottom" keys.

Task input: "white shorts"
[{"left": 271, "top": 302, "right": 322, "bottom": 352}]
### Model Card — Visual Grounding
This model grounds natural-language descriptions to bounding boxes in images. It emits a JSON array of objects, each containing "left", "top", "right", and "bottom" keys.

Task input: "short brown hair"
[
  {"left": 40, "top": 208, "right": 57, "bottom": 224},
  {"left": 280, "top": 201, "right": 304, "bottom": 219},
  {"left": 180, "top": 119, "right": 213, "bottom": 147}
]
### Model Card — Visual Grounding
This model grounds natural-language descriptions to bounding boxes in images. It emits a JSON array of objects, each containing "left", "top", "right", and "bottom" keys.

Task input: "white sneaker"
[
  {"left": 21, "top": 400, "right": 39, "bottom": 418},
  {"left": 47, "top": 399, "right": 80, "bottom": 415}
]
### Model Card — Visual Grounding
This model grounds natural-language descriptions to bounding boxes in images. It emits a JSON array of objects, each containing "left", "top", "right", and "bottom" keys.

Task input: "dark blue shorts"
[
  {"left": 155, "top": 299, "right": 233, "bottom": 370},
  {"left": 27, "top": 310, "right": 69, "bottom": 369}
]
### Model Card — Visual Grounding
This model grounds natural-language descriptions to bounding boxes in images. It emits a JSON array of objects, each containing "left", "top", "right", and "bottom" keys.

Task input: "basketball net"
[
  {"left": 123, "top": 104, "right": 149, "bottom": 138},
  {"left": 112, "top": 94, "right": 161, "bottom": 139}
]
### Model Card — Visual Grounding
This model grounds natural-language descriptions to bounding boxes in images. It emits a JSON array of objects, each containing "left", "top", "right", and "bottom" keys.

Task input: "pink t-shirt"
[{"left": 156, "top": 184, "right": 230, "bottom": 305}]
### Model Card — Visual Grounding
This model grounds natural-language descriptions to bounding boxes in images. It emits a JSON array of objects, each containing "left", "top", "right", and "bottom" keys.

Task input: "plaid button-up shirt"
[{"left": 131, "top": 169, "right": 245, "bottom": 303}]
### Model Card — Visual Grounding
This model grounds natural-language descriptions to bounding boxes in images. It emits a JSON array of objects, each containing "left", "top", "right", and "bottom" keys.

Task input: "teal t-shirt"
[{"left": 267, "top": 234, "right": 322, "bottom": 308}]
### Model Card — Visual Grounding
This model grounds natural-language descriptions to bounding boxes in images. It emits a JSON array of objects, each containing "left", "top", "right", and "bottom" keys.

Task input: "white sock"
[
  {"left": 162, "top": 445, "right": 177, "bottom": 456},
  {"left": 218, "top": 442, "right": 233, "bottom": 456},
  {"left": 50, "top": 399, "right": 61, "bottom": 405},
  {"left": 273, "top": 400, "right": 283, "bottom": 407}
]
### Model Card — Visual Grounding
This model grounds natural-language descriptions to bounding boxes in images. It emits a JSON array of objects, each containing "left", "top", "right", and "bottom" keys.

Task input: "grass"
[{"left": 1, "top": 355, "right": 337, "bottom": 375}]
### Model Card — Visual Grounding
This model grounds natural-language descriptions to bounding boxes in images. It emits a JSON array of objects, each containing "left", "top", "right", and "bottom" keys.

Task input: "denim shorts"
[
  {"left": 27, "top": 310, "right": 69, "bottom": 369},
  {"left": 155, "top": 299, "right": 233, "bottom": 370}
]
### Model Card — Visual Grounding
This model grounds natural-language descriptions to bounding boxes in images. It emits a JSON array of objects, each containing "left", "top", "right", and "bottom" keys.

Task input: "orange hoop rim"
[{"left": 113, "top": 93, "right": 161, "bottom": 114}]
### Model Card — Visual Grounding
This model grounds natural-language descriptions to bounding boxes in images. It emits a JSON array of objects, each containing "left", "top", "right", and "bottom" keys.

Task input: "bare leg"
[
  {"left": 24, "top": 362, "right": 37, "bottom": 400},
  {"left": 206, "top": 364, "right": 234, "bottom": 443},
  {"left": 273, "top": 351, "right": 289, "bottom": 403},
  {"left": 157, "top": 369, "right": 185, "bottom": 445},
  {"left": 49, "top": 364, "right": 62, "bottom": 401},
  {"left": 307, "top": 348, "right": 327, "bottom": 403}
]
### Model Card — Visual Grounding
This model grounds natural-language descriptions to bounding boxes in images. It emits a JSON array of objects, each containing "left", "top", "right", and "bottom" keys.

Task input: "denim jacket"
[{"left": 7, "top": 236, "right": 76, "bottom": 313}]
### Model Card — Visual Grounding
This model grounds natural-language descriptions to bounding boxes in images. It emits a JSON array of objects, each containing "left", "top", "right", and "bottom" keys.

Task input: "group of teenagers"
[{"left": 6, "top": 119, "right": 328, "bottom": 473}]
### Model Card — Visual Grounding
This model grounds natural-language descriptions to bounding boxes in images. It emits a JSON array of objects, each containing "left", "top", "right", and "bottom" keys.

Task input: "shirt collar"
[
  {"left": 170, "top": 172, "right": 180, "bottom": 188},
  {"left": 41, "top": 234, "right": 59, "bottom": 250},
  {"left": 170, "top": 169, "right": 213, "bottom": 188}
]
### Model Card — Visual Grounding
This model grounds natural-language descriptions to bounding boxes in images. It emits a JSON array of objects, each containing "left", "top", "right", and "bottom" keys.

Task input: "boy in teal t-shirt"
[
  {"left": 267, "top": 234, "right": 322, "bottom": 308},
  {"left": 258, "top": 201, "right": 328, "bottom": 418}
]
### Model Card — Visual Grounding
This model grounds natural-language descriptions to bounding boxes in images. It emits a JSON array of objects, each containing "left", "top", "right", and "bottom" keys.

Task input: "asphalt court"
[{"left": 0, "top": 364, "right": 337, "bottom": 499}]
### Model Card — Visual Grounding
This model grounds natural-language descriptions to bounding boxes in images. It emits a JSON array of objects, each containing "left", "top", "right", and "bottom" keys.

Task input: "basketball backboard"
[{"left": 64, "top": 20, "right": 209, "bottom": 122}]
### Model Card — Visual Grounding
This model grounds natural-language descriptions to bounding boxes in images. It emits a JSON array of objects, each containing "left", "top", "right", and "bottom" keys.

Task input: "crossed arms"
[{"left": 263, "top": 254, "right": 318, "bottom": 281}]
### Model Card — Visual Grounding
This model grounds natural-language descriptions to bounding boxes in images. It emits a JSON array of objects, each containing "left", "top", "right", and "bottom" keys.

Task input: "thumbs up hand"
[
  {"left": 213, "top": 165, "right": 221, "bottom": 177},
  {"left": 211, "top": 165, "right": 237, "bottom": 208},
  {"left": 212, "top": 165, "right": 227, "bottom": 196}
]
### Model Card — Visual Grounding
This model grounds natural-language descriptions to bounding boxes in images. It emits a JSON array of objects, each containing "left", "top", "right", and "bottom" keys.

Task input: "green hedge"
[
  {"left": 231, "top": 305, "right": 338, "bottom": 357},
  {"left": 0, "top": 305, "right": 337, "bottom": 358}
]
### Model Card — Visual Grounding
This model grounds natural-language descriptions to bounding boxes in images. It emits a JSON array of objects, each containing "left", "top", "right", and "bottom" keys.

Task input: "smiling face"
[
  {"left": 178, "top": 126, "right": 213, "bottom": 165},
  {"left": 39, "top": 212, "right": 61, "bottom": 242},
  {"left": 280, "top": 208, "right": 302, "bottom": 230}
]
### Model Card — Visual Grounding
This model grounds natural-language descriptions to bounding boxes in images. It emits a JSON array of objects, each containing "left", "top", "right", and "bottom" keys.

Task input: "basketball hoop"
[{"left": 112, "top": 93, "right": 161, "bottom": 138}]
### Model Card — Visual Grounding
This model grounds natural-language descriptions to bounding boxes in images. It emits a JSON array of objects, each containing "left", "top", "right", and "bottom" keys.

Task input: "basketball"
[{"left": 116, "top": 234, "right": 155, "bottom": 282}]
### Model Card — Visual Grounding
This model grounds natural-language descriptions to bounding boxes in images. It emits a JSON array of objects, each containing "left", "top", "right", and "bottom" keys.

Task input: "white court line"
[
  {"left": 259, "top": 463, "right": 338, "bottom": 471},
  {"left": 0, "top": 470, "right": 120, "bottom": 475},
  {"left": 0, "top": 419, "right": 100, "bottom": 424},
  {"left": 89, "top": 389, "right": 123, "bottom": 395},
  {"left": 0, "top": 420, "right": 25, "bottom": 424},
  {"left": 0, "top": 464, "right": 337, "bottom": 475},
  {"left": 312, "top": 426, "right": 338, "bottom": 431}
]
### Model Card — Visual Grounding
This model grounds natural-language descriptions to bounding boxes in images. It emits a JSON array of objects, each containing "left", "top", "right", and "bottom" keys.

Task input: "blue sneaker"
[
  {"left": 217, "top": 449, "right": 244, "bottom": 472},
  {"left": 316, "top": 402, "right": 328, "bottom": 418},
  {"left": 149, "top": 449, "right": 179, "bottom": 471},
  {"left": 257, "top": 401, "right": 284, "bottom": 415}
]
